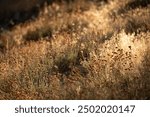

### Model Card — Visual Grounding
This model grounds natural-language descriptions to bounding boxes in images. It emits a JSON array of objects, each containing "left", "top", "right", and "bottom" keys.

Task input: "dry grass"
[{"left": 0, "top": 0, "right": 149, "bottom": 99}]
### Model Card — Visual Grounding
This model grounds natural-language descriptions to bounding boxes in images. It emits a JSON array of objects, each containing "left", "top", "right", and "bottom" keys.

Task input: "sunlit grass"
[{"left": 0, "top": 0, "right": 149, "bottom": 99}]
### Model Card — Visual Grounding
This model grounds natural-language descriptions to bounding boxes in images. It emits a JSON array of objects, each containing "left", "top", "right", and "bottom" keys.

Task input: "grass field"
[{"left": 0, "top": 0, "right": 149, "bottom": 99}]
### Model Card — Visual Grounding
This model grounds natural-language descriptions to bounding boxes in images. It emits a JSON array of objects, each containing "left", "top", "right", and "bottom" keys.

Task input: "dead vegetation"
[{"left": 0, "top": 0, "right": 149, "bottom": 99}]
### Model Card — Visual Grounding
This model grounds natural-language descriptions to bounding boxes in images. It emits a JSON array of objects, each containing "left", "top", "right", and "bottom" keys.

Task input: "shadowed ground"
[{"left": 0, "top": 0, "right": 49, "bottom": 28}]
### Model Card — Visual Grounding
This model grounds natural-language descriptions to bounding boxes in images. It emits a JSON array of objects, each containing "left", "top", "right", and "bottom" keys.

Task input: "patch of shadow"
[
  {"left": 55, "top": 57, "right": 72, "bottom": 76},
  {"left": 24, "top": 26, "right": 53, "bottom": 42},
  {"left": 53, "top": 48, "right": 90, "bottom": 77},
  {"left": 124, "top": 18, "right": 150, "bottom": 35},
  {"left": 118, "top": 0, "right": 150, "bottom": 14},
  {"left": 0, "top": 0, "right": 53, "bottom": 30},
  {"left": 0, "top": 7, "right": 41, "bottom": 30},
  {"left": 126, "top": 0, "right": 150, "bottom": 9}
]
